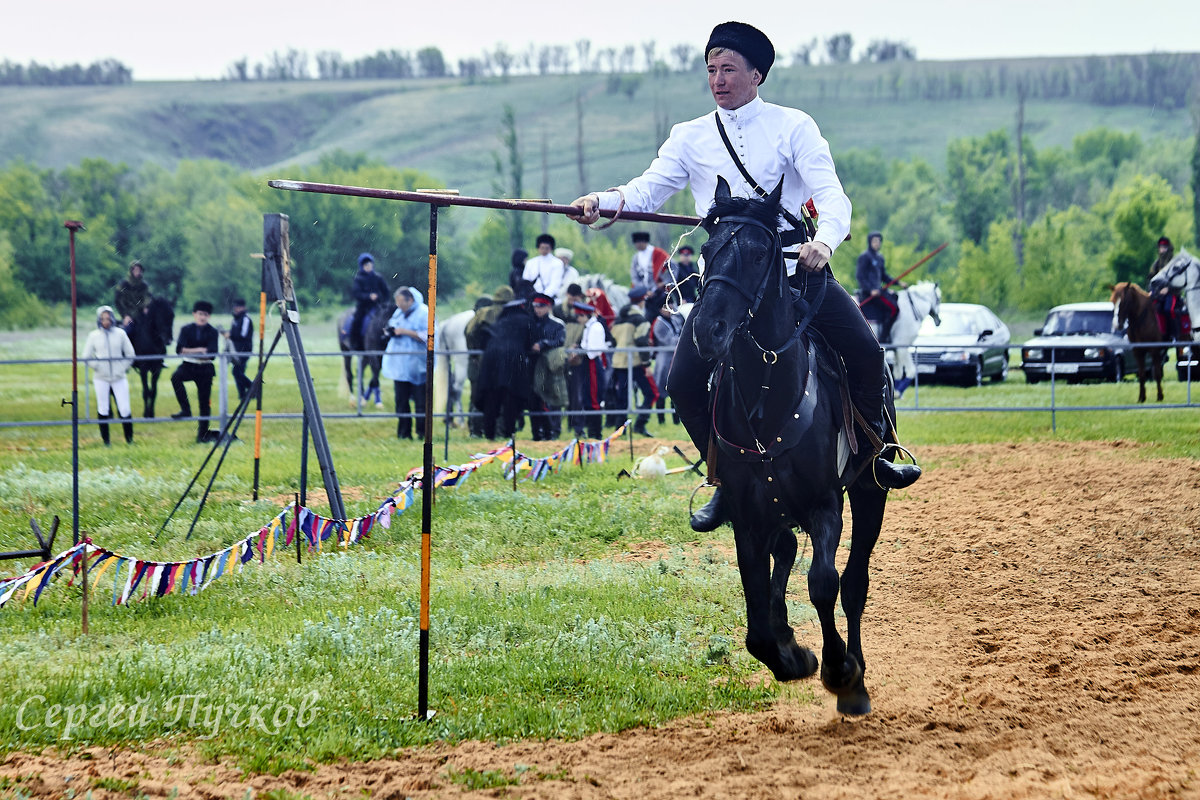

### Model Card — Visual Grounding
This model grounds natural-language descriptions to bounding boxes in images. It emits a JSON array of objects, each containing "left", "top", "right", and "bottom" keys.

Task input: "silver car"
[{"left": 913, "top": 303, "right": 1011, "bottom": 386}]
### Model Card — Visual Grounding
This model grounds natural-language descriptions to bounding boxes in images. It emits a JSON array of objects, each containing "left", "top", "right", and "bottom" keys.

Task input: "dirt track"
[{"left": 5, "top": 441, "right": 1200, "bottom": 799}]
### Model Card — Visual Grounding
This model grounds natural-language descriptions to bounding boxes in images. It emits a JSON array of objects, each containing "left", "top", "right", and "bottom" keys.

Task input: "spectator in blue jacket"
[{"left": 381, "top": 287, "right": 428, "bottom": 439}]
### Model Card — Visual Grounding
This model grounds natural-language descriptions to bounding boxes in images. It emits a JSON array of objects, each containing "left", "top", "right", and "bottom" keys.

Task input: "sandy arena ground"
[{"left": 4, "top": 441, "right": 1199, "bottom": 799}]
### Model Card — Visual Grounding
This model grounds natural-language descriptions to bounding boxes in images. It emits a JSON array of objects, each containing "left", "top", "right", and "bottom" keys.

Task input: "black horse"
[
  {"left": 336, "top": 302, "right": 390, "bottom": 407},
  {"left": 127, "top": 296, "right": 174, "bottom": 418},
  {"left": 690, "top": 177, "right": 894, "bottom": 715}
]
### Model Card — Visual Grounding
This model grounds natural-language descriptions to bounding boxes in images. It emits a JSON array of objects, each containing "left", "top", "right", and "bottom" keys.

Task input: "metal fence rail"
[{"left": 1, "top": 340, "right": 1195, "bottom": 434}]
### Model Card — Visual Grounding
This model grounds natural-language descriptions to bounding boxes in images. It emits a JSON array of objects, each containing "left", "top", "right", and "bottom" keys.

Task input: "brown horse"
[{"left": 1110, "top": 282, "right": 1164, "bottom": 403}]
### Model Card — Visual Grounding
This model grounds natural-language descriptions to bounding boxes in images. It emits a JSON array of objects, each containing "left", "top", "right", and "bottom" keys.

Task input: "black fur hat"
[{"left": 706, "top": 22, "right": 775, "bottom": 84}]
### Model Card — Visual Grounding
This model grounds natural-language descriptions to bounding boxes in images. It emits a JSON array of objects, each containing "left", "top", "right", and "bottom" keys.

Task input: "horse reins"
[{"left": 701, "top": 213, "right": 825, "bottom": 454}]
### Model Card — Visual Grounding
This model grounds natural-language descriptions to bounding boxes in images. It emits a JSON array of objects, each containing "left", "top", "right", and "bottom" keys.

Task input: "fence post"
[
  {"left": 1049, "top": 347, "right": 1057, "bottom": 433},
  {"left": 217, "top": 350, "right": 229, "bottom": 433}
]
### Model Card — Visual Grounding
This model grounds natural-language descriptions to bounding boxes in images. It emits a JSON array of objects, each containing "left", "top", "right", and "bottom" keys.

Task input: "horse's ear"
[
  {"left": 768, "top": 178, "right": 783, "bottom": 207},
  {"left": 715, "top": 176, "right": 732, "bottom": 201}
]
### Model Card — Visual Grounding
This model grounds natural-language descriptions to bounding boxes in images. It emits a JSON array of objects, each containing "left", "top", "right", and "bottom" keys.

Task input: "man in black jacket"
[
  {"left": 171, "top": 300, "right": 221, "bottom": 442},
  {"left": 224, "top": 298, "right": 254, "bottom": 401},
  {"left": 856, "top": 232, "right": 903, "bottom": 341}
]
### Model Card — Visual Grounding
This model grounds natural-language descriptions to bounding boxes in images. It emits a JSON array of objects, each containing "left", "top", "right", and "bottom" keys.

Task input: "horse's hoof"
[
  {"left": 746, "top": 638, "right": 818, "bottom": 682},
  {"left": 782, "top": 645, "right": 819, "bottom": 681},
  {"left": 835, "top": 685, "right": 872, "bottom": 716},
  {"left": 820, "top": 654, "right": 864, "bottom": 696}
]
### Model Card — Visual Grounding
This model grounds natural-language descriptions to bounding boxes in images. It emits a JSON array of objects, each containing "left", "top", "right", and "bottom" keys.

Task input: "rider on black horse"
[
  {"left": 349, "top": 252, "right": 389, "bottom": 355},
  {"left": 856, "top": 231, "right": 906, "bottom": 343},
  {"left": 571, "top": 21, "right": 921, "bottom": 532},
  {"left": 114, "top": 259, "right": 153, "bottom": 332}
]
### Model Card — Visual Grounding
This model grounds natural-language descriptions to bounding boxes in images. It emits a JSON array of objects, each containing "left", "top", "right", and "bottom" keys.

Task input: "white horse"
[
  {"left": 433, "top": 308, "right": 475, "bottom": 424},
  {"left": 577, "top": 273, "right": 629, "bottom": 314},
  {"left": 882, "top": 281, "right": 942, "bottom": 397}
]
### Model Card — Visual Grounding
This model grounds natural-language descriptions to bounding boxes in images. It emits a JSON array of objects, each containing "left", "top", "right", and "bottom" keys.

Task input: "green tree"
[
  {"left": 416, "top": 47, "right": 447, "bottom": 78},
  {"left": 0, "top": 232, "right": 48, "bottom": 329},
  {"left": 492, "top": 105, "right": 526, "bottom": 252},
  {"left": 182, "top": 195, "right": 262, "bottom": 310},
  {"left": 1100, "top": 174, "right": 1190, "bottom": 285},
  {"left": 1193, "top": 121, "right": 1200, "bottom": 247},
  {"left": 944, "top": 220, "right": 1020, "bottom": 311},
  {"left": 273, "top": 152, "right": 457, "bottom": 305},
  {"left": 1016, "top": 205, "right": 1114, "bottom": 310},
  {"left": 946, "top": 130, "right": 1013, "bottom": 245},
  {"left": 463, "top": 214, "right": 515, "bottom": 294}
]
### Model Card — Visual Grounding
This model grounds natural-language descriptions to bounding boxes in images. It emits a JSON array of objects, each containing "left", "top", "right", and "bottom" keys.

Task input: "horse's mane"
[
  {"left": 1112, "top": 281, "right": 1149, "bottom": 299},
  {"left": 705, "top": 192, "right": 783, "bottom": 230}
]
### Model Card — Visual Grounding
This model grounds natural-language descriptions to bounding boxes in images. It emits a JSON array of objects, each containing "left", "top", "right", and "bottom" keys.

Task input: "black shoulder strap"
[{"left": 713, "top": 112, "right": 814, "bottom": 242}]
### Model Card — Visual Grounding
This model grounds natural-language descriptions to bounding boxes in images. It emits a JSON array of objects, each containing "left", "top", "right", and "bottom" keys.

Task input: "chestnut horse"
[{"left": 1110, "top": 282, "right": 1164, "bottom": 402}]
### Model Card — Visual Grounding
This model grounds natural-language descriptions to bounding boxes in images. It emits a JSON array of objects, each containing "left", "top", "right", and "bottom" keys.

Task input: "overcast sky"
[{"left": 2, "top": 0, "right": 1195, "bottom": 80}]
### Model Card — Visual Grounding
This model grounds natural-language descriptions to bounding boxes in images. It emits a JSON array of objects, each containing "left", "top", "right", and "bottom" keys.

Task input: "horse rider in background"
[
  {"left": 571, "top": 20, "right": 921, "bottom": 532},
  {"left": 349, "top": 252, "right": 389, "bottom": 356},
  {"left": 114, "top": 259, "right": 152, "bottom": 331},
  {"left": 856, "top": 231, "right": 906, "bottom": 343},
  {"left": 1148, "top": 236, "right": 1184, "bottom": 340}
]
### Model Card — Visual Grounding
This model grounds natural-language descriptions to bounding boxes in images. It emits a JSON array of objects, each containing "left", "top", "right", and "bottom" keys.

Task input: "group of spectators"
[
  {"left": 82, "top": 260, "right": 254, "bottom": 446},
  {"left": 83, "top": 230, "right": 704, "bottom": 448},
  {"left": 460, "top": 231, "right": 700, "bottom": 441}
]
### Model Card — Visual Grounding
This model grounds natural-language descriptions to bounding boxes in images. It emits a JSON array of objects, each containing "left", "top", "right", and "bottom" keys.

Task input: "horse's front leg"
[
  {"left": 767, "top": 527, "right": 818, "bottom": 681},
  {"left": 805, "top": 498, "right": 861, "bottom": 699},
  {"left": 1154, "top": 350, "right": 1165, "bottom": 402},
  {"left": 734, "top": 522, "right": 814, "bottom": 681},
  {"left": 144, "top": 367, "right": 160, "bottom": 418},
  {"left": 342, "top": 355, "right": 355, "bottom": 397}
]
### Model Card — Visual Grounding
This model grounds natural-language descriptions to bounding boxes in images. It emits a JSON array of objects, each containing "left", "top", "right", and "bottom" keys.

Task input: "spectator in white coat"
[{"left": 82, "top": 305, "right": 136, "bottom": 445}]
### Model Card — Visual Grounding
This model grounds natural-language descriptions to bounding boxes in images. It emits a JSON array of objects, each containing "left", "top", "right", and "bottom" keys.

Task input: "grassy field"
[{"left": 0, "top": 319, "right": 1196, "bottom": 771}]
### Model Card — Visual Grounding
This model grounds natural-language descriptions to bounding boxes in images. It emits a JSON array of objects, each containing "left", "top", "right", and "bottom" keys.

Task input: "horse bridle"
[
  {"left": 904, "top": 285, "right": 940, "bottom": 327},
  {"left": 699, "top": 214, "right": 786, "bottom": 326}
]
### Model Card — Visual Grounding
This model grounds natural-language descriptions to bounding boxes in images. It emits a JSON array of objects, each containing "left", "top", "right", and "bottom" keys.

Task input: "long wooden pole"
[
  {"left": 859, "top": 243, "right": 948, "bottom": 307},
  {"left": 64, "top": 221, "right": 86, "bottom": 634},
  {"left": 418, "top": 205, "right": 438, "bottom": 721},
  {"left": 252, "top": 281, "right": 266, "bottom": 501},
  {"left": 883, "top": 243, "right": 947, "bottom": 290},
  {"left": 268, "top": 180, "right": 702, "bottom": 227},
  {"left": 267, "top": 180, "right": 849, "bottom": 259}
]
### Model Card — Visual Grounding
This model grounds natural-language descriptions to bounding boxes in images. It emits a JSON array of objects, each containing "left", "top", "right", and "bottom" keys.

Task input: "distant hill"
[{"left": 2, "top": 54, "right": 1195, "bottom": 206}]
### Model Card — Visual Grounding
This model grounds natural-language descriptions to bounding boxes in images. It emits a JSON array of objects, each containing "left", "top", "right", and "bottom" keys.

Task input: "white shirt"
[
  {"left": 630, "top": 247, "right": 655, "bottom": 291},
  {"left": 596, "top": 96, "right": 852, "bottom": 263},
  {"left": 522, "top": 254, "right": 575, "bottom": 300},
  {"left": 581, "top": 317, "right": 608, "bottom": 360}
]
